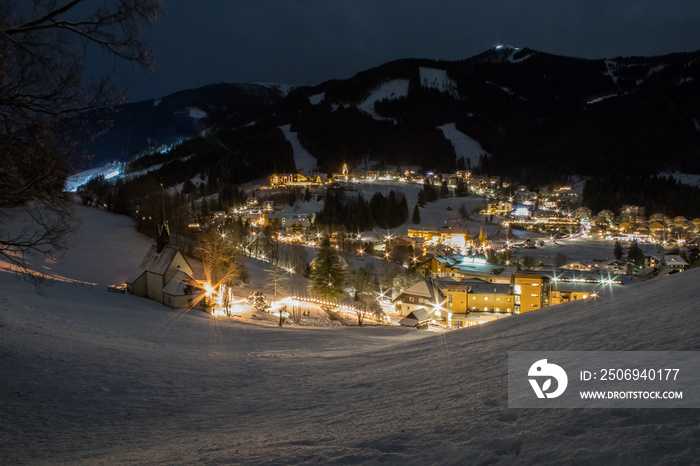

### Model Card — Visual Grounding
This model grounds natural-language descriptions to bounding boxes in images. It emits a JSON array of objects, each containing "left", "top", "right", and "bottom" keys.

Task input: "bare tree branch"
[{"left": 0, "top": 0, "right": 163, "bottom": 286}]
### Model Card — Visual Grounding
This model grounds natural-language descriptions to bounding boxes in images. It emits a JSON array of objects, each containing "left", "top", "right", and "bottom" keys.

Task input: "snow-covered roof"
[
  {"left": 664, "top": 254, "right": 688, "bottom": 267},
  {"left": 399, "top": 308, "right": 432, "bottom": 327},
  {"left": 396, "top": 280, "right": 443, "bottom": 302},
  {"left": 126, "top": 245, "right": 180, "bottom": 283},
  {"left": 467, "top": 282, "right": 511, "bottom": 295}
]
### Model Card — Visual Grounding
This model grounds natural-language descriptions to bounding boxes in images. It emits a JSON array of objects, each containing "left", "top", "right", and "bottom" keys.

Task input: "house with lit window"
[
  {"left": 549, "top": 282, "right": 601, "bottom": 305},
  {"left": 392, "top": 280, "right": 445, "bottom": 319},
  {"left": 439, "top": 278, "right": 513, "bottom": 314}
]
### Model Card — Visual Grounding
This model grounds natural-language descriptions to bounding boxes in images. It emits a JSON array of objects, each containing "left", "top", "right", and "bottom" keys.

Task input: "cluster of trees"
[
  {"left": 315, "top": 188, "right": 408, "bottom": 232},
  {"left": 291, "top": 104, "right": 457, "bottom": 173},
  {"left": 416, "top": 177, "right": 469, "bottom": 208},
  {"left": 370, "top": 190, "right": 408, "bottom": 229},
  {"left": 307, "top": 233, "right": 423, "bottom": 325},
  {"left": 126, "top": 121, "right": 296, "bottom": 188},
  {"left": 583, "top": 174, "right": 700, "bottom": 219},
  {"left": 613, "top": 240, "right": 645, "bottom": 273}
]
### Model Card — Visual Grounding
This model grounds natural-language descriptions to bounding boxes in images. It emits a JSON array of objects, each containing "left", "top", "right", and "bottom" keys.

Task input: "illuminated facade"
[{"left": 512, "top": 273, "right": 550, "bottom": 314}]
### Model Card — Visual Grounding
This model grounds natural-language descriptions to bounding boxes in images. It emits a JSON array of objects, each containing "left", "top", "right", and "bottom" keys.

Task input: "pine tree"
[
  {"left": 417, "top": 189, "right": 426, "bottom": 207},
  {"left": 614, "top": 240, "right": 623, "bottom": 260},
  {"left": 440, "top": 179, "right": 449, "bottom": 198},
  {"left": 412, "top": 204, "right": 421, "bottom": 224},
  {"left": 627, "top": 241, "right": 645, "bottom": 271},
  {"left": 309, "top": 234, "right": 346, "bottom": 302}
]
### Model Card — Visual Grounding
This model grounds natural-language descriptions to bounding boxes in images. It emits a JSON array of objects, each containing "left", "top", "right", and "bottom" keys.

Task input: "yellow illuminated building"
[{"left": 512, "top": 273, "right": 549, "bottom": 314}]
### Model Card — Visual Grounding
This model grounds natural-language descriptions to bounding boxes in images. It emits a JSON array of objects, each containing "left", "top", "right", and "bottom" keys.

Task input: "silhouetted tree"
[
  {"left": 412, "top": 204, "right": 421, "bottom": 224},
  {"left": 0, "top": 0, "right": 162, "bottom": 285}
]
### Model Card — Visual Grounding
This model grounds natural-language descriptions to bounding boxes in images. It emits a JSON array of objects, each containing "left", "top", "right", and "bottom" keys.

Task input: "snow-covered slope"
[
  {"left": 419, "top": 67, "right": 459, "bottom": 98},
  {"left": 280, "top": 123, "right": 318, "bottom": 174},
  {"left": 2, "top": 205, "right": 700, "bottom": 464},
  {"left": 357, "top": 79, "right": 409, "bottom": 121},
  {"left": 438, "top": 122, "right": 489, "bottom": 168}
]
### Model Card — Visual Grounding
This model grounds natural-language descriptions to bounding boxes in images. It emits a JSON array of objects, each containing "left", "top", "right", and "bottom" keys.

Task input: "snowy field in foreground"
[{"left": 2, "top": 205, "right": 700, "bottom": 464}]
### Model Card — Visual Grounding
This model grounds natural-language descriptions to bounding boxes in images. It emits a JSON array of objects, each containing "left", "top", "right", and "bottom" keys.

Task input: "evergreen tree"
[
  {"left": 455, "top": 178, "right": 467, "bottom": 197},
  {"left": 440, "top": 179, "right": 449, "bottom": 198},
  {"left": 458, "top": 202, "right": 468, "bottom": 219},
  {"left": 626, "top": 241, "right": 645, "bottom": 271},
  {"left": 417, "top": 189, "right": 426, "bottom": 207},
  {"left": 613, "top": 240, "right": 623, "bottom": 260},
  {"left": 399, "top": 193, "right": 409, "bottom": 225},
  {"left": 309, "top": 234, "right": 346, "bottom": 302},
  {"left": 412, "top": 204, "right": 421, "bottom": 224}
]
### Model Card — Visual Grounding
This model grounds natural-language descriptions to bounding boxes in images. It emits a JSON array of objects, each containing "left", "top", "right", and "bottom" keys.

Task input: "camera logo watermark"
[
  {"left": 508, "top": 351, "right": 700, "bottom": 408},
  {"left": 528, "top": 359, "right": 568, "bottom": 399}
]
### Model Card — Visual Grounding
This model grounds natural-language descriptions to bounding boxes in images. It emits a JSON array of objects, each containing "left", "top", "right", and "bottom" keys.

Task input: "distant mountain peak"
[{"left": 494, "top": 44, "right": 520, "bottom": 51}]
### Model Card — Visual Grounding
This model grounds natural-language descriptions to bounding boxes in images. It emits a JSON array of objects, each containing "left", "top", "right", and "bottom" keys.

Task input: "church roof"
[{"left": 126, "top": 245, "right": 180, "bottom": 284}]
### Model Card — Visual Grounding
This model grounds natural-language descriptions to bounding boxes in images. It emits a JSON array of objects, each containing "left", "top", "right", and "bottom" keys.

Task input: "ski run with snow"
[{"left": 2, "top": 204, "right": 700, "bottom": 465}]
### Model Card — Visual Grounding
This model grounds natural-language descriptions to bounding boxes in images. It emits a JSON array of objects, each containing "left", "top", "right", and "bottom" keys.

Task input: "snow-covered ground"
[
  {"left": 419, "top": 67, "right": 459, "bottom": 98},
  {"left": 438, "top": 123, "right": 489, "bottom": 169},
  {"left": 65, "top": 163, "right": 122, "bottom": 192},
  {"left": 357, "top": 80, "right": 409, "bottom": 121},
  {"left": 280, "top": 124, "right": 318, "bottom": 175},
  {"left": 660, "top": 171, "right": 700, "bottom": 188},
  {"left": 2, "top": 204, "right": 700, "bottom": 464}
]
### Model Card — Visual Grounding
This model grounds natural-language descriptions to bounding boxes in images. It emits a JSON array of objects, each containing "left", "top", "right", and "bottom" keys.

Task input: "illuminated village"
[{"left": 121, "top": 162, "right": 696, "bottom": 332}]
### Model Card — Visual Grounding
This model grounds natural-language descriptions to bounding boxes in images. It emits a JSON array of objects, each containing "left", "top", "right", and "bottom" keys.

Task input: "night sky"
[{"left": 110, "top": 0, "right": 700, "bottom": 102}]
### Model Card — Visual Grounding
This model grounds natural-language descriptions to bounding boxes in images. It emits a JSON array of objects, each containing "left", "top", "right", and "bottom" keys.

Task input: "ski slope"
[
  {"left": 280, "top": 124, "right": 318, "bottom": 174},
  {"left": 357, "top": 79, "right": 409, "bottom": 121},
  {"left": 438, "top": 122, "right": 489, "bottom": 168},
  {"left": 2, "top": 205, "right": 700, "bottom": 464}
]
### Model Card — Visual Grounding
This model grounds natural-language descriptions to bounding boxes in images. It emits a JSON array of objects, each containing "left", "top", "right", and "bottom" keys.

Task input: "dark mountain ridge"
[
  {"left": 68, "top": 82, "right": 285, "bottom": 168},
  {"left": 80, "top": 47, "right": 700, "bottom": 217},
  {"left": 279, "top": 47, "right": 700, "bottom": 184}
]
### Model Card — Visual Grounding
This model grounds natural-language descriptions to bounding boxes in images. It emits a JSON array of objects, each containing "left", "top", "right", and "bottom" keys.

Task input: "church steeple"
[{"left": 156, "top": 182, "right": 170, "bottom": 253}]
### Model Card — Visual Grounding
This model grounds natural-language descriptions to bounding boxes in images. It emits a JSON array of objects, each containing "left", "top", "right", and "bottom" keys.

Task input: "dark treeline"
[
  {"left": 582, "top": 174, "right": 700, "bottom": 218},
  {"left": 125, "top": 119, "right": 295, "bottom": 187},
  {"left": 291, "top": 104, "right": 456, "bottom": 173},
  {"left": 315, "top": 188, "right": 408, "bottom": 232}
]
